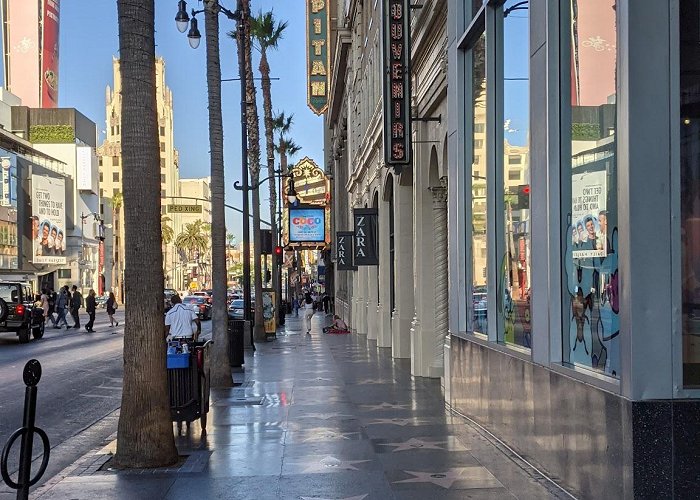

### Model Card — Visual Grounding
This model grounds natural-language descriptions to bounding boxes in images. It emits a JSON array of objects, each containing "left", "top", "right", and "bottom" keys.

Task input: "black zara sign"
[
  {"left": 336, "top": 231, "right": 355, "bottom": 270},
  {"left": 353, "top": 209, "right": 379, "bottom": 266},
  {"left": 382, "top": 0, "right": 412, "bottom": 167}
]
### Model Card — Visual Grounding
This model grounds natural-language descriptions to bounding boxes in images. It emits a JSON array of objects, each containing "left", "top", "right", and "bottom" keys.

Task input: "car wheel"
[
  {"left": 0, "top": 298, "right": 8, "bottom": 322},
  {"left": 32, "top": 321, "right": 44, "bottom": 339},
  {"left": 18, "top": 327, "right": 29, "bottom": 343}
]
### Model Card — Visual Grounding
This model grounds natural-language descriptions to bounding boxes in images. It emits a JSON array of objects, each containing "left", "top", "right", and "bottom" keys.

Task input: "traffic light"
[
  {"left": 264, "top": 269, "right": 271, "bottom": 283},
  {"left": 274, "top": 246, "right": 283, "bottom": 265},
  {"left": 261, "top": 229, "right": 273, "bottom": 254},
  {"left": 516, "top": 184, "right": 530, "bottom": 209}
]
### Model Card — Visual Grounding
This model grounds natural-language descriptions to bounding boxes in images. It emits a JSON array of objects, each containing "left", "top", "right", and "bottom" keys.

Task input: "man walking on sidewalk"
[
  {"left": 54, "top": 286, "right": 70, "bottom": 328},
  {"left": 70, "top": 285, "right": 83, "bottom": 329},
  {"left": 85, "top": 289, "right": 96, "bottom": 332}
]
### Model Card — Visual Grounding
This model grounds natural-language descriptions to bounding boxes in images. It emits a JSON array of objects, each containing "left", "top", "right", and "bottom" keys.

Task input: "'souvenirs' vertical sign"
[
  {"left": 336, "top": 231, "right": 355, "bottom": 270},
  {"left": 306, "top": 0, "right": 330, "bottom": 115},
  {"left": 353, "top": 209, "right": 379, "bottom": 266},
  {"left": 382, "top": 0, "right": 412, "bottom": 167}
]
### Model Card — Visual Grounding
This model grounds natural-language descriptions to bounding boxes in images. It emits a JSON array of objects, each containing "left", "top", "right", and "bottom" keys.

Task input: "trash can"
[
  {"left": 279, "top": 300, "right": 286, "bottom": 326},
  {"left": 228, "top": 318, "right": 245, "bottom": 367}
]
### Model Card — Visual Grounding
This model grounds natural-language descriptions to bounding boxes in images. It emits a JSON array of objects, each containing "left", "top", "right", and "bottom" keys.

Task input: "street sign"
[{"left": 168, "top": 204, "right": 202, "bottom": 214}]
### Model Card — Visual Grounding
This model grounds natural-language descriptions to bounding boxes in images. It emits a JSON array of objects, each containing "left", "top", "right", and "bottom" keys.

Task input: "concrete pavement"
[{"left": 25, "top": 312, "right": 573, "bottom": 499}]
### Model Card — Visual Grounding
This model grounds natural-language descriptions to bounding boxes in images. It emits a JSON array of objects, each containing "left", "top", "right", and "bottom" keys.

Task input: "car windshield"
[
  {"left": 183, "top": 296, "right": 205, "bottom": 304},
  {"left": 0, "top": 284, "right": 20, "bottom": 303}
]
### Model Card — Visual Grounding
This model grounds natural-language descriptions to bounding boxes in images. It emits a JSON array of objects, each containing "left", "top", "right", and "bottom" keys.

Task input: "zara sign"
[
  {"left": 336, "top": 231, "right": 355, "bottom": 270},
  {"left": 353, "top": 208, "right": 378, "bottom": 266}
]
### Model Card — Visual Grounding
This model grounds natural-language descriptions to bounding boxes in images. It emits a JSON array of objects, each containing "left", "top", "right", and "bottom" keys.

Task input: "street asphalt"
[{"left": 0, "top": 308, "right": 213, "bottom": 498}]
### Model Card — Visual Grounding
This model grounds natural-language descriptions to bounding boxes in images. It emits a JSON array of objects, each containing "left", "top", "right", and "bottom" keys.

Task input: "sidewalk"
[{"left": 31, "top": 312, "right": 572, "bottom": 500}]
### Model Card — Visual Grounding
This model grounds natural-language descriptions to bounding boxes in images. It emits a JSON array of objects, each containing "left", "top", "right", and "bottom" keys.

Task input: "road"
[{"left": 0, "top": 308, "right": 213, "bottom": 496}]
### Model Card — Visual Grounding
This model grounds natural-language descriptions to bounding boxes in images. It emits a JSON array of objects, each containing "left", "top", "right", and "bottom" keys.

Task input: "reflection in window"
[
  {"left": 471, "top": 32, "right": 487, "bottom": 334},
  {"left": 681, "top": 0, "right": 700, "bottom": 387},
  {"left": 500, "top": 0, "right": 530, "bottom": 348},
  {"left": 563, "top": 0, "right": 618, "bottom": 376}
]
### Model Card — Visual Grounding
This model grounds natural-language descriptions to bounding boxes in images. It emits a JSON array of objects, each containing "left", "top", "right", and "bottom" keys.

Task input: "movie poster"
[
  {"left": 32, "top": 175, "right": 66, "bottom": 264},
  {"left": 571, "top": 170, "right": 607, "bottom": 259}
]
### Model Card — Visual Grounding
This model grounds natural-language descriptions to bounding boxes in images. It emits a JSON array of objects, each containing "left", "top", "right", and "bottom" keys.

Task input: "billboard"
[
  {"left": 41, "top": 0, "right": 60, "bottom": 107},
  {"left": 31, "top": 175, "right": 66, "bottom": 264},
  {"left": 4, "top": 0, "right": 41, "bottom": 107},
  {"left": 289, "top": 207, "right": 325, "bottom": 243},
  {"left": 571, "top": 170, "right": 607, "bottom": 259},
  {"left": 76, "top": 146, "right": 98, "bottom": 193}
]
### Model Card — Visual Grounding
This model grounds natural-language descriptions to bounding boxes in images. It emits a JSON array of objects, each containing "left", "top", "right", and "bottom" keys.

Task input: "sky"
[{"left": 41, "top": 0, "right": 323, "bottom": 243}]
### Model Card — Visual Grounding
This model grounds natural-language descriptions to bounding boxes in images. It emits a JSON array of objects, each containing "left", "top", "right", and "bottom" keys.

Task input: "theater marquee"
[
  {"left": 306, "top": 0, "right": 330, "bottom": 115},
  {"left": 382, "top": 0, "right": 412, "bottom": 167}
]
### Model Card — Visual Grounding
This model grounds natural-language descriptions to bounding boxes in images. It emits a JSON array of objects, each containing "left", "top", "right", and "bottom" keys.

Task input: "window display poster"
[
  {"left": 262, "top": 290, "right": 276, "bottom": 334},
  {"left": 571, "top": 170, "right": 607, "bottom": 259},
  {"left": 289, "top": 207, "right": 325, "bottom": 243},
  {"left": 32, "top": 175, "right": 67, "bottom": 264}
]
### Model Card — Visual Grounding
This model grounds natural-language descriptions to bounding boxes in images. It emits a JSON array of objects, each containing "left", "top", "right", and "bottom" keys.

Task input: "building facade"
[
  {"left": 445, "top": 0, "right": 700, "bottom": 497},
  {"left": 97, "top": 57, "right": 181, "bottom": 298},
  {"left": 177, "top": 176, "right": 211, "bottom": 291},
  {"left": 327, "top": 0, "right": 450, "bottom": 378}
]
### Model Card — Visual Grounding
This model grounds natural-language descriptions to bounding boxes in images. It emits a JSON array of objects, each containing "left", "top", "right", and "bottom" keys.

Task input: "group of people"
[
  {"left": 38, "top": 287, "right": 119, "bottom": 333},
  {"left": 292, "top": 291, "right": 346, "bottom": 335}
]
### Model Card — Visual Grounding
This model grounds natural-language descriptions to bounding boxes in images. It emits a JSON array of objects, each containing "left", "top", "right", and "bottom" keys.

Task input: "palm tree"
[
  {"left": 175, "top": 221, "right": 209, "bottom": 261},
  {"left": 251, "top": 10, "right": 288, "bottom": 325},
  {"left": 114, "top": 0, "right": 177, "bottom": 468},
  {"left": 201, "top": 0, "right": 231, "bottom": 387},
  {"left": 231, "top": 0, "right": 265, "bottom": 341}
]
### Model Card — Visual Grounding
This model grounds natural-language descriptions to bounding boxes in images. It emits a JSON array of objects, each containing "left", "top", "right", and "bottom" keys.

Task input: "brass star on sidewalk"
[
  {"left": 299, "top": 412, "right": 355, "bottom": 420},
  {"left": 359, "top": 402, "right": 411, "bottom": 411},
  {"left": 378, "top": 437, "right": 448, "bottom": 452},
  {"left": 393, "top": 467, "right": 502, "bottom": 489},
  {"left": 300, "top": 495, "right": 368, "bottom": 500},
  {"left": 366, "top": 417, "right": 431, "bottom": 426},
  {"left": 300, "top": 455, "right": 371, "bottom": 473}
]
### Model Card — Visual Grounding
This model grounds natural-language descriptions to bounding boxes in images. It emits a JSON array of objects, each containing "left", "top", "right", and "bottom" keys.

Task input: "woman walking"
[
  {"left": 303, "top": 292, "right": 315, "bottom": 334},
  {"left": 106, "top": 292, "right": 119, "bottom": 327}
]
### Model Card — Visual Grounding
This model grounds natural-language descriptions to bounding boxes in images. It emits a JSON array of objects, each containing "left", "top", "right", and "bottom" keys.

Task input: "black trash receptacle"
[
  {"left": 228, "top": 318, "right": 245, "bottom": 367},
  {"left": 279, "top": 301, "right": 286, "bottom": 325}
]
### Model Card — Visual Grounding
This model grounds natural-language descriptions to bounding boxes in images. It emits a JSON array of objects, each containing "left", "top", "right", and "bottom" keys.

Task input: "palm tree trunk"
[
  {"left": 202, "top": 0, "right": 231, "bottom": 387},
  {"left": 242, "top": 0, "right": 265, "bottom": 341},
  {"left": 114, "top": 0, "right": 177, "bottom": 468},
  {"left": 259, "top": 51, "right": 278, "bottom": 325}
]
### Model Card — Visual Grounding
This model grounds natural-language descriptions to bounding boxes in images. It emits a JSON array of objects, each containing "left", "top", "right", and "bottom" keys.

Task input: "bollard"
[{"left": 0, "top": 360, "right": 50, "bottom": 500}]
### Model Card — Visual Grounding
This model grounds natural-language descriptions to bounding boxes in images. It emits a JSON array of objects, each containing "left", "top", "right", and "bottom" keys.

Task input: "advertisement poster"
[
  {"left": 353, "top": 208, "right": 379, "bottom": 266},
  {"left": 32, "top": 175, "right": 66, "bottom": 264},
  {"left": 6, "top": 0, "right": 41, "bottom": 107},
  {"left": 262, "top": 290, "right": 276, "bottom": 334},
  {"left": 571, "top": 170, "right": 607, "bottom": 259},
  {"left": 289, "top": 207, "right": 325, "bottom": 243},
  {"left": 41, "top": 0, "right": 60, "bottom": 107}
]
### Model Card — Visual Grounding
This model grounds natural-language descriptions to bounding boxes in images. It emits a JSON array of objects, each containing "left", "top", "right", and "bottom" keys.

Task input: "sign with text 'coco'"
[
  {"left": 306, "top": 0, "right": 330, "bottom": 115},
  {"left": 289, "top": 207, "right": 326, "bottom": 243},
  {"left": 353, "top": 208, "right": 378, "bottom": 266},
  {"left": 336, "top": 231, "right": 355, "bottom": 270},
  {"left": 382, "top": 0, "right": 412, "bottom": 167}
]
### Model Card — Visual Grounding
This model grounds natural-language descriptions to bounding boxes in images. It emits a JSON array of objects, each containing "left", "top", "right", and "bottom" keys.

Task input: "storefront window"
[
  {"left": 499, "top": 0, "right": 530, "bottom": 348},
  {"left": 562, "top": 0, "right": 619, "bottom": 376},
  {"left": 471, "top": 32, "right": 487, "bottom": 334},
  {"left": 680, "top": 0, "right": 700, "bottom": 387}
]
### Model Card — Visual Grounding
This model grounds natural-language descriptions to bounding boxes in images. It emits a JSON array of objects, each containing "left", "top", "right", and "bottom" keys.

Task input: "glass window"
[
  {"left": 471, "top": 32, "right": 488, "bottom": 334},
  {"left": 160, "top": 126, "right": 165, "bottom": 136},
  {"left": 499, "top": 0, "right": 531, "bottom": 349},
  {"left": 562, "top": 0, "right": 619, "bottom": 377},
  {"left": 161, "top": 189, "right": 166, "bottom": 198},
  {"left": 99, "top": 172, "right": 103, "bottom": 183},
  {"left": 160, "top": 157, "right": 166, "bottom": 169},
  {"left": 160, "top": 142, "right": 166, "bottom": 152},
  {"left": 161, "top": 174, "right": 166, "bottom": 184},
  {"left": 112, "top": 156, "right": 119, "bottom": 166},
  {"left": 113, "top": 172, "right": 119, "bottom": 182},
  {"left": 680, "top": 0, "right": 700, "bottom": 387}
]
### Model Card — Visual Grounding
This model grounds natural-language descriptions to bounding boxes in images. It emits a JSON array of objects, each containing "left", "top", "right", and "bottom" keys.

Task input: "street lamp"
[
  {"left": 234, "top": 170, "right": 296, "bottom": 202},
  {"left": 175, "top": 0, "right": 190, "bottom": 32}
]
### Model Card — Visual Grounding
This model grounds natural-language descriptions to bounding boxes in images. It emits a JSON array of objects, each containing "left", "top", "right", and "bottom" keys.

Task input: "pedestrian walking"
[
  {"left": 47, "top": 288, "right": 57, "bottom": 326},
  {"left": 165, "top": 294, "right": 201, "bottom": 341},
  {"left": 85, "top": 289, "right": 96, "bottom": 332},
  {"left": 292, "top": 296, "right": 299, "bottom": 317},
  {"left": 70, "top": 285, "right": 83, "bottom": 329},
  {"left": 39, "top": 289, "right": 51, "bottom": 326},
  {"left": 106, "top": 292, "right": 119, "bottom": 327},
  {"left": 322, "top": 293, "right": 331, "bottom": 315},
  {"left": 54, "top": 286, "right": 70, "bottom": 328},
  {"left": 303, "top": 292, "right": 315, "bottom": 334}
]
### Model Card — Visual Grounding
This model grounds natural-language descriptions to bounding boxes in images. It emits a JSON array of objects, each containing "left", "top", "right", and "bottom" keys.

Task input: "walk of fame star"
[{"left": 378, "top": 437, "right": 448, "bottom": 452}]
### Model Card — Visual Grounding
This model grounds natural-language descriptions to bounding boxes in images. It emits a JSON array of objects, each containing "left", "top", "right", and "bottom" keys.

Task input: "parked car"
[
  {"left": 192, "top": 290, "right": 212, "bottom": 304},
  {"left": 227, "top": 299, "right": 255, "bottom": 320},
  {"left": 183, "top": 295, "right": 212, "bottom": 320},
  {"left": 0, "top": 282, "right": 45, "bottom": 343}
]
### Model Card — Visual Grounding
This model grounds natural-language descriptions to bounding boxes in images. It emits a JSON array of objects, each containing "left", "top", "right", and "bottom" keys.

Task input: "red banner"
[{"left": 41, "top": 0, "right": 60, "bottom": 107}]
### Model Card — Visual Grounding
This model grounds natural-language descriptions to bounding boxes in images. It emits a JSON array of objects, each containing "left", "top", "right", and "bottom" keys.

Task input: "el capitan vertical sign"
[
  {"left": 382, "top": 0, "right": 412, "bottom": 167},
  {"left": 306, "top": 0, "right": 330, "bottom": 115},
  {"left": 353, "top": 209, "right": 378, "bottom": 266}
]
